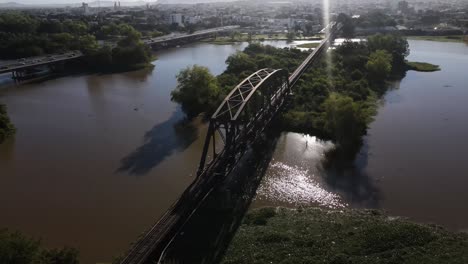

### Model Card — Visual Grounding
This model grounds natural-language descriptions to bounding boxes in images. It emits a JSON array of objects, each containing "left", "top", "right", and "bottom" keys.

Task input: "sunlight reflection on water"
[
  {"left": 255, "top": 133, "right": 346, "bottom": 209},
  {"left": 257, "top": 162, "right": 345, "bottom": 209}
]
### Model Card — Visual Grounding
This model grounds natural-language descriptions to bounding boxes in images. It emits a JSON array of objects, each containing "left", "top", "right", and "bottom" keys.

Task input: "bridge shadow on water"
[
  {"left": 155, "top": 133, "right": 280, "bottom": 264},
  {"left": 117, "top": 109, "right": 198, "bottom": 176}
]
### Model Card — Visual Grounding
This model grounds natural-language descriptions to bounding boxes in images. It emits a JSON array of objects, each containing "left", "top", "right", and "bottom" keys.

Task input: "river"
[{"left": 0, "top": 39, "right": 467, "bottom": 263}]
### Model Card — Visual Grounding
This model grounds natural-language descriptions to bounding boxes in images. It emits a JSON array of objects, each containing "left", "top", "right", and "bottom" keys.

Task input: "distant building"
[
  {"left": 398, "top": 1, "right": 409, "bottom": 14},
  {"left": 168, "top": 13, "right": 184, "bottom": 27},
  {"left": 81, "top": 2, "right": 90, "bottom": 15}
]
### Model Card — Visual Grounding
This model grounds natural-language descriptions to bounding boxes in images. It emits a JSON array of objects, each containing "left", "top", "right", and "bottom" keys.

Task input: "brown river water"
[{"left": 1, "top": 40, "right": 467, "bottom": 263}]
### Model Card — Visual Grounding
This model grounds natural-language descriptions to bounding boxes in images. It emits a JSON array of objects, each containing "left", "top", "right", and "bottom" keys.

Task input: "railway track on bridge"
[{"left": 120, "top": 23, "right": 340, "bottom": 264}]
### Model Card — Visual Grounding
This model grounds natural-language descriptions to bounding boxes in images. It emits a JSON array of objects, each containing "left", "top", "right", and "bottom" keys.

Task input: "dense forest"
[{"left": 171, "top": 33, "right": 410, "bottom": 159}]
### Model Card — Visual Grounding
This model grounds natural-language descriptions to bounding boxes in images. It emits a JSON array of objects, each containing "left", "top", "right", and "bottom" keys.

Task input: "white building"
[{"left": 168, "top": 13, "right": 184, "bottom": 27}]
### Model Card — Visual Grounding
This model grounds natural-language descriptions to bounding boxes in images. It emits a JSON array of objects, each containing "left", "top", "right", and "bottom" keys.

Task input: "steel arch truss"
[{"left": 197, "top": 68, "right": 289, "bottom": 176}]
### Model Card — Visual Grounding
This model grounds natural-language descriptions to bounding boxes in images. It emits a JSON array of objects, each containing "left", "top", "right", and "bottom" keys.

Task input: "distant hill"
[{"left": 0, "top": 1, "right": 25, "bottom": 8}]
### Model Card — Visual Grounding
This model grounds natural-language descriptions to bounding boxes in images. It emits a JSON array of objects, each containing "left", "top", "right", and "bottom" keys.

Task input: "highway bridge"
[
  {"left": 0, "top": 51, "right": 83, "bottom": 75},
  {"left": 0, "top": 26, "right": 240, "bottom": 76},
  {"left": 142, "top": 25, "right": 240, "bottom": 47},
  {"left": 119, "top": 22, "right": 340, "bottom": 264}
]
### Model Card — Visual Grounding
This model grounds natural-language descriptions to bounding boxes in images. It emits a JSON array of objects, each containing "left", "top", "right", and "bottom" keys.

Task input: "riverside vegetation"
[
  {"left": 0, "top": 104, "right": 15, "bottom": 144},
  {"left": 0, "top": 229, "right": 78, "bottom": 264},
  {"left": 0, "top": 12, "right": 153, "bottom": 71},
  {"left": 222, "top": 207, "right": 468, "bottom": 264}
]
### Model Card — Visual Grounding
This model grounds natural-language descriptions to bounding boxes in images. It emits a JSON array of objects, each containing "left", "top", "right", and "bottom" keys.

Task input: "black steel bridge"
[{"left": 119, "top": 23, "right": 340, "bottom": 264}]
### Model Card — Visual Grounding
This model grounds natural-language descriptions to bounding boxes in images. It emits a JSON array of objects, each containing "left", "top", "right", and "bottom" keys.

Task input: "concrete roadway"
[{"left": 0, "top": 51, "right": 83, "bottom": 74}]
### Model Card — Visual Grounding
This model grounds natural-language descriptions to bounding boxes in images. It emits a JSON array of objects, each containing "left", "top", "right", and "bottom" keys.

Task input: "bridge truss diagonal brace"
[{"left": 197, "top": 68, "right": 289, "bottom": 177}]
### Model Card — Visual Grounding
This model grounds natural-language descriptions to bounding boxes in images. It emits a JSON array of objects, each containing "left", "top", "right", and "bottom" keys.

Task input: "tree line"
[{"left": 0, "top": 12, "right": 152, "bottom": 71}]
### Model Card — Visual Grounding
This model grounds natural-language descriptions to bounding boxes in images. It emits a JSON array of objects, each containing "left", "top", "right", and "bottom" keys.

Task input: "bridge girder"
[{"left": 198, "top": 68, "right": 289, "bottom": 176}]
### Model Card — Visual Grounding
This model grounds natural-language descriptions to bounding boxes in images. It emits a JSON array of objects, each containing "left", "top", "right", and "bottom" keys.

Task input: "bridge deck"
[{"left": 0, "top": 51, "right": 83, "bottom": 75}]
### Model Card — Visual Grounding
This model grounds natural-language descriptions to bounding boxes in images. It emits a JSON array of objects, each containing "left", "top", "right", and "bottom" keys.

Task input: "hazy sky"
[{"left": 0, "top": 0, "right": 155, "bottom": 3}]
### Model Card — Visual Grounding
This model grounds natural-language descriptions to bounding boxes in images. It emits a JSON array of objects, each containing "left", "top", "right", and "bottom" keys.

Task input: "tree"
[
  {"left": 230, "top": 31, "right": 241, "bottom": 41},
  {"left": 367, "top": 34, "right": 409, "bottom": 68},
  {"left": 63, "top": 20, "right": 88, "bottom": 35},
  {"left": 0, "top": 104, "right": 15, "bottom": 144},
  {"left": 366, "top": 50, "right": 393, "bottom": 81},
  {"left": 74, "top": 34, "right": 99, "bottom": 54},
  {"left": 337, "top": 13, "right": 355, "bottom": 39},
  {"left": 225, "top": 52, "right": 257, "bottom": 74},
  {"left": 171, "top": 65, "right": 220, "bottom": 118},
  {"left": 0, "top": 12, "right": 38, "bottom": 33},
  {"left": 286, "top": 31, "right": 295, "bottom": 43},
  {"left": 319, "top": 93, "right": 373, "bottom": 149}
]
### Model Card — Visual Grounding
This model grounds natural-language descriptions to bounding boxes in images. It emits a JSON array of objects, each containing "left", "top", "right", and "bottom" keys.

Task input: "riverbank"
[
  {"left": 406, "top": 35, "right": 468, "bottom": 44},
  {"left": 222, "top": 207, "right": 468, "bottom": 264},
  {"left": 406, "top": 61, "right": 440, "bottom": 72},
  {"left": 202, "top": 34, "right": 323, "bottom": 44},
  {"left": 296, "top": 42, "right": 321, "bottom": 49}
]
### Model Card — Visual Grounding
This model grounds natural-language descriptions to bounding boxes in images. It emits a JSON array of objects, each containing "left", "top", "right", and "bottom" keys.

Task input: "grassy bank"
[
  {"left": 222, "top": 207, "right": 468, "bottom": 264},
  {"left": 296, "top": 42, "right": 321, "bottom": 49},
  {"left": 407, "top": 61, "right": 441, "bottom": 72},
  {"left": 407, "top": 35, "right": 468, "bottom": 44}
]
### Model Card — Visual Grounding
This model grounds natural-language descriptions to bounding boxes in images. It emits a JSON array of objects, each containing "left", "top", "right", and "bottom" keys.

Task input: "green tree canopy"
[
  {"left": 171, "top": 65, "right": 221, "bottom": 118},
  {"left": 0, "top": 229, "right": 78, "bottom": 264},
  {"left": 337, "top": 13, "right": 355, "bottom": 39},
  {"left": 319, "top": 93, "right": 374, "bottom": 149},
  {"left": 366, "top": 50, "right": 393, "bottom": 81},
  {"left": 0, "top": 104, "right": 15, "bottom": 144},
  {"left": 225, "top": 52, "right": 258, "bottom": 75},
  {"left": 367, "top": 34, "right": 409, "bottom": 67},
  {"left": 0, "top": 12, "right": 38, "bottom": 33}
]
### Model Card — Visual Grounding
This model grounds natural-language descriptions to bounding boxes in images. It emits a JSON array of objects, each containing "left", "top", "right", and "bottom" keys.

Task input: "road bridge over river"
[
  {"left": 119, "top": 23, "right": 341, "bottom": 264},
  {"left": 0, "top": 26, "right": 239, "bottom": 76}
]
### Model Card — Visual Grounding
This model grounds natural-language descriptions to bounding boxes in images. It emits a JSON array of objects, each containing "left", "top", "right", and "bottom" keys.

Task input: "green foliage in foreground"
[
  {"left": 406, "top": 61, "right": 441, "bottom": 72},
  {"left": 222, "top": 207, "right": 468, "bottom": 264},
  {"left": 0, "top": 229, "right": 79, "bottom": 264},
  {"left": 0, "top": 104, "right": 15, "bottom": 144}
]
